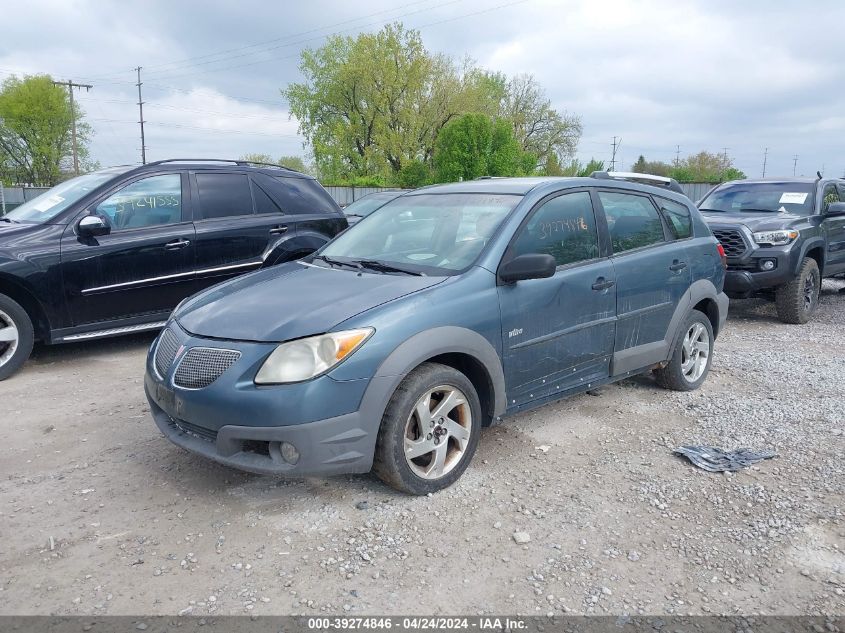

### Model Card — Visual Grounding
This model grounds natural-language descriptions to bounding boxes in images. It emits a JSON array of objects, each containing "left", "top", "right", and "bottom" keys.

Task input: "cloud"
[{"left": 1, "top": 0, "right": 844, "bottom": 177}]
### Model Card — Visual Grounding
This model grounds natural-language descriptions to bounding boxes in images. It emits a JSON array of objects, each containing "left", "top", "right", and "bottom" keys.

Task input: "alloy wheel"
[
  {"left": 0, "top": 308, "right": 19, "bottom": 368},
  {"left": 681, "top": 322, "right": 710, "bottom": 383},
  {"left": 803, "top": 273, "right": 817, "bottom": 313},
  {"left": 403, "top": 385, "right": 472, "bottom": 480}
]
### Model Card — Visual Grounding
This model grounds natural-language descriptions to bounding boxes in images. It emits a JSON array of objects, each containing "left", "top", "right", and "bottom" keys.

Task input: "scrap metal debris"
[{"left": 674, "top": 445, "right": 777, "bottom": 472}]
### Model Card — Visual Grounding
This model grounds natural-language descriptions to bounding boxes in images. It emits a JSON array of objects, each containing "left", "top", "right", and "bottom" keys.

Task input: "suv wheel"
[
  {"left": 654, "top": 309, "right": 714, "bottom": 392},
  {"left": 775, "top": 257, "right": 820, "bottom": 324},
  {"left": 373, "top": 362, "right": 481, "bottom": 495},
  {"left": 0, "top": 294, "right": 34, "bottom": 381}
]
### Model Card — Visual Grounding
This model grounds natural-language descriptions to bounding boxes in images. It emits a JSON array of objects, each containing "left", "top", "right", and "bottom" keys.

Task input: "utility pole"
[
  {"left": 721, "top": 147, "right": 730, "bottom": 166},
  {"left": 52, "top": 79, "right": 93, "bottom": 175},
  {"left": 793, "top": 155, "right": 799, "bottom": 177},
  {"left": 675, "top": 145, "right": 681, "bottom": 167},
  {"left": 610, "top": 136, "right": 622, "bottom": 171},
  {"left": 135, "top": 67, "right": 147, "bottom": 165},
  {"left": 762, "top": 147, "right": 768, "bottom": 177}
]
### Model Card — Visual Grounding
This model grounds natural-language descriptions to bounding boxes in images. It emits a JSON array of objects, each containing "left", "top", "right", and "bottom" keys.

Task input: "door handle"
[
  {"left": 269, "top": 225, "right": 289, "bottom": 235},
  {"left": 669, "top": 260, "right": 688, "bottom": 272},
  {"left": 591, "top": 277, "right": 615, "bottom": 291},
  {"left": 164, "top": 238, "right": 191, "bottom": 250}
]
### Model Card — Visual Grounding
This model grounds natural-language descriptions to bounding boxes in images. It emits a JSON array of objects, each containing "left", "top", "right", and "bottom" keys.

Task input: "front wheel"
[
  {"left": 654, "top": 309, "right": 714, "bottom": 392},
  {"left": 775, "top": 257, "right": 820, "bottom": 324},
  {"left": 373, "top": 362, "right": 481, "bottom": 495},
  {"left": 0, "top": 293, "right": 35, "bottom": 381}
]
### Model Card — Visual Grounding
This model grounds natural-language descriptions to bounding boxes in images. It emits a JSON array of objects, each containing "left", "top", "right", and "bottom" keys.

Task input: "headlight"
[
  {"left": 752, "top": 230, "right": 798, "bottom": 246},
  {"left": 255, "top": 328, "right": 374, "bottom": 384}
]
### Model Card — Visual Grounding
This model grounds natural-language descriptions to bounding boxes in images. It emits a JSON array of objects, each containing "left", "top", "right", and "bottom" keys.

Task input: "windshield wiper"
[
  {"left": 739, "top": 208, "right": 779, "bottom": 213},
  {"left": 0, "top": 217, "right": 19, "bottom": 223},
  {"left": 312, "top": 254, "right": 362, "bottom": 271},
  {"left": 354, "top": 259, "right": 424, "bottom": 276}
]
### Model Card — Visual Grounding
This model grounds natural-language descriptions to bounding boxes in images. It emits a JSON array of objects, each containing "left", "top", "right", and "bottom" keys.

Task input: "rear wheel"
[
  {"left": 0, "top": 294, "right": 34, "bottom": 381},
  {"left": 373, "top": 362, "right": 481, "bottom": 495},
  {"left": 775, "top": 257, "right": 820, "bottom": 324},
  {"left": 654, "top": 309, "right": 714, "bottom": 392}
]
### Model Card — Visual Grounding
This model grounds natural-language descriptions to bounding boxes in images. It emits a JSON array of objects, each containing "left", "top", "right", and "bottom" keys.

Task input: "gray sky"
[{"left": 2, "top": 0, "right": 843, "bottom": 178}]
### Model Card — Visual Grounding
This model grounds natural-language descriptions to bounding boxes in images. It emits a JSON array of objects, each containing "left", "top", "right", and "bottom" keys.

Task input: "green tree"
[
  {"left": 0, "top": 74, "right": 93, "bottom": 186},
  {"left": 668, "top": 150, "right": 746, "bottom": 183},
  {"left": 277, "top": 155, "right": 308, "bottom": 172},
  {"left": 501, "top": 74, "right": 581, "bottom": 167},
  {"left": 397, "top": 159, "right": 430, "bottom": 188},
  {"left": 238, "top": 152, "right": 275, "bottom": 164},
  {"left": 631, "top": 154, "right": 672, "bottom": 177},
  {"left": 577, "top": 158, "right": 605, "bottom": 177}
]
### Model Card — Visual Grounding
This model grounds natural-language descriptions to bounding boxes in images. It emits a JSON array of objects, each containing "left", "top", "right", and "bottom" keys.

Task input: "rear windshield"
[{"left": 700, "top": 182, "right": 816, "bottom": 215}]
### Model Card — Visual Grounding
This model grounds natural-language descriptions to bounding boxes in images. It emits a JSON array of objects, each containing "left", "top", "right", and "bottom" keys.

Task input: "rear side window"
[
  {"left": 511, "top": 191, "right": 600, "bottom": 266},
  {"left": 251, "top": 180, "right": 283, "bottom": 215},
  {"left": 259, "top": 174, "right": 339, "bottom": 215},
  {"left": 657, "top": 197, "right": 692, "bottom": 239},
  {"left": 196, "top": 173, "right": 254, "bottom": 219},
  {"left": 598, "top": 191, "right": 665, "bottom": 253}
]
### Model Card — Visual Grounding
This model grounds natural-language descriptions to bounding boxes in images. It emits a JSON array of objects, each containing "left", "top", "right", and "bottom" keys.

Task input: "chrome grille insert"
[
  {"left": 173, "top": 347, "right": 241, "bottom": 389},
  {"left": 154, "top": 328, "right": 180, "bottom": 378},
  {"left": 712, "top": 229, "right": 747, "bottom": 257}
]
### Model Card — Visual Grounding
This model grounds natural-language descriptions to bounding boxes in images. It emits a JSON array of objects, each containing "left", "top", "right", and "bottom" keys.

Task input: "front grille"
[
  {"left": 728, "top": 261, "right": 759, "bottom": 271},
  {"left": 154, "top": 328, "right": 180, "bottom": 378},
  {"left": 171, "top": 418, "right": 218, "bottom": 443},
  {"left": 173, "top": 347, "right": 241, "bottom": 389},
  {"left": 712, "top": 229, "right": 747, "bottom": 257}
]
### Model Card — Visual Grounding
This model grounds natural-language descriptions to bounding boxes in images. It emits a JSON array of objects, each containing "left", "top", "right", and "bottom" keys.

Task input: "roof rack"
[
  {"left": 590, "top": 171, "right": 685, "bottom": 195},
  {"left": 144, "top": 158, "right": 301, "bottom": 173}
]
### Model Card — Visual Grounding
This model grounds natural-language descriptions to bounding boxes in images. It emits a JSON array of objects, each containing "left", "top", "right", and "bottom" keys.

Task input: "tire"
[
  {"left": 373, "top": 362, "right": 482, "bottom": 495},
  {"left": 775, "top": 257, "right": 821, "bottom": 324},
  {"left": 0, "top": 293, "right": 35, "bottom": 381},
  {"left": 654, "top": 309, "right": 714, "bottom": 392}
]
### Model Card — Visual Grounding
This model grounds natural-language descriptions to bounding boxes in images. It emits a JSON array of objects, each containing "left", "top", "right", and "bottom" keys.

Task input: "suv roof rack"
[
  {"left": 144, "top": 158, "right": 301, "bottom": 173},
  {"left": 590, "top": 171, "right": 685, "bottom": 195}
]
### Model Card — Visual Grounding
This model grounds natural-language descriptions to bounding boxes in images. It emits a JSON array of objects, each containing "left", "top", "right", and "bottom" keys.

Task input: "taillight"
[{"left": 716, "top": 243, "right": 727, "bottom": 269}]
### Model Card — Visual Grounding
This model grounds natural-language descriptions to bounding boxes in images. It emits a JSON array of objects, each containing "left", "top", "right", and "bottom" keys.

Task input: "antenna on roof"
[{"left": 817, "top": 171, "right": 823, "bottom": 180}]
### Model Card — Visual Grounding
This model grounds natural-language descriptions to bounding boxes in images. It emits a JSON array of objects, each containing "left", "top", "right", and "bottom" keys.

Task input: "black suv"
[
  {"left": 0, "top": 159, "right": 346, "bottom": 379},
  {"left": 698, "top": 177, "right": 845, "bottom": 323}
]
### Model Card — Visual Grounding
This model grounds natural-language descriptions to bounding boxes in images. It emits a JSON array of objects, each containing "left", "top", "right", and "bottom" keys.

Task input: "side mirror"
[
  {"left": 499, "top": 253, "right": 557, "bottom": 283},
  {"left": 78, "top": 215, "right": 110, "bottom": 237},
  {"left": 825, "top": 202, "right": 845, "bottom": 217}
]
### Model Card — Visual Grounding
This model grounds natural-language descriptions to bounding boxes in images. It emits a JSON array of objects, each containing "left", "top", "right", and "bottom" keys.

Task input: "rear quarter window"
[
  {"left": 255, "top": 174, "right": 340, "bottom": 215},
  {"left": 656, "top": 197, "right": 693, "bottom": 239}
]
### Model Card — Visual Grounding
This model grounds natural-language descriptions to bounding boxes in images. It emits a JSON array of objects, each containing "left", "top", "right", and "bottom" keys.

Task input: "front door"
[
  {"left": 498, "top": 190, "right": 617, "bottom": 407},
  {"left": 596, "top": 190, "right": 691, "bottom": 374},
  {"left": 60, "top": 172, "right": 196, "bottom": 326},
  {"left": 190, "top": 171, "right": 292, "bottom": 291},
  {"left": 823, "top": 183, "right": 845, "bottom": 272}
]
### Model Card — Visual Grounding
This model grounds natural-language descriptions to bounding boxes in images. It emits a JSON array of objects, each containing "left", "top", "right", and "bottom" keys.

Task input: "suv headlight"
[
  {"left": 752, "top": 229, "right": 798, "bottom": 246},
  {"left": 255, "top": 328, "right": 374, "bottom": 384}
]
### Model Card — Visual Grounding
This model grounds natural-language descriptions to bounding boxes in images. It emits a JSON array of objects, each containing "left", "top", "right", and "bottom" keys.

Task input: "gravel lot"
[{"left": 1, "top": 282, "right": 843, "bottom": 617}]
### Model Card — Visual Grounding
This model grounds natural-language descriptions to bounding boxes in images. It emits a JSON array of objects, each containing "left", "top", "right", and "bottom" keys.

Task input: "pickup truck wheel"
[
  {"left": 654, "top": 309, "right": 714, "bottom": 392},
  {"left": 0, "top": 294, "right": 34, "bottom": 381},
  {"left": 775, "top": 257, "right": 820, "bottom": 324},
  {"left": 373, "top": 362, "right": 481, "bottom": 495}
]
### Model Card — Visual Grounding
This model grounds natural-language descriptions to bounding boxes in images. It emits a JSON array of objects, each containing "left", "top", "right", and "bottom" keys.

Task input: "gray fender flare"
[
  {"left": 796, "top": 237, "right": 826, "bottom": 274},
  {"left": 357, "top": 326, "right": 507, "bottom": 432}
]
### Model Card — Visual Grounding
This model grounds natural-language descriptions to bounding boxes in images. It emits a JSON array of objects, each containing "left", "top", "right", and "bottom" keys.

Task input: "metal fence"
[{"left": 1, "top": 182, "right": 718, "bottom": 216}]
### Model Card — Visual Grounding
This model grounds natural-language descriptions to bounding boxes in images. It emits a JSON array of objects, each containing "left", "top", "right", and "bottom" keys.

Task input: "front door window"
[{"left": 94, "top": 174, "right": 183, "bottom": 230}]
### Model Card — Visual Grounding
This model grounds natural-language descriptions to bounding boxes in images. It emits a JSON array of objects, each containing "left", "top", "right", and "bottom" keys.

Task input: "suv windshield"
[
  {"left": 4, "top": 171, "right": 118, "bottom": 223},
  {"left": 700, "top": 182, "right": 816, "bottom": 215},
  {"left": 318, "top": 193, "right": 521, "bottom": 275}
]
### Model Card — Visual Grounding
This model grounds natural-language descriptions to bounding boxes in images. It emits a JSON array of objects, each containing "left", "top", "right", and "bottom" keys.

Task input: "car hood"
[
  {"left": 177, "top": 261, "right": 445, "bottom": 342},
  {"left": 699, "top": 210, "right": 805, "bottom": 231},
  {"left": 0, "top": 221, "right": 36, "bottom": 239}
]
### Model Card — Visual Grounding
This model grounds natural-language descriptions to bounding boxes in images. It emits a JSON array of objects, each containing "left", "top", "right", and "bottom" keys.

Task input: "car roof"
[
  {"left": 95, "top": 160, "right": 316, "bottom": 180},
  {"left": 721, "top": 177, "right": 842, "bottom": 185}
]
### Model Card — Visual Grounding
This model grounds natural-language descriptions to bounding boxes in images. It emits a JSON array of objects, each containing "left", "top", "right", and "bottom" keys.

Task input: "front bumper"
[
  {"left": 144, "top": 322, "right": 382, "bottom": 476},
  {"left": 723, "top": 250, "right": 796, "bottom": 298}
]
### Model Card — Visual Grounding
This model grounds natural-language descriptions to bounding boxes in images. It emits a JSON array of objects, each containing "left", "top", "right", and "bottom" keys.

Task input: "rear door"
[
  {"left": 60, "top": 171, "right": 196, "bottom": 326},
  {"left": 596, "top": 189, "right": 691, "bottom": 375},
  {"left": 190, "top": 171, "right": 293, "bottom": 291},
  {"left": 498, "top": 190, "right": 616, "bottom": 407}
]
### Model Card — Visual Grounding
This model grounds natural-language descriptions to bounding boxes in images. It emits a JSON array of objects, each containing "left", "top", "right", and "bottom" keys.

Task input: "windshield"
[
  {"left": 4, "top": 172, "right": 118, "bottom": 223},
  {"left": 700, "top": 182, "right": 816, "bottom": 215},
  {"left": 319, "top": 193, "right": 521, "bottom": 275},
  {"left": 344, "top": 192, "right": 402, "bottom": 217}
]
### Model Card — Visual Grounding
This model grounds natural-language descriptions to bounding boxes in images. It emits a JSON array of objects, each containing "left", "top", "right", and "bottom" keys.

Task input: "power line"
[{"left": 51, "top": 79, "right": 93, "bottom": 175}]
